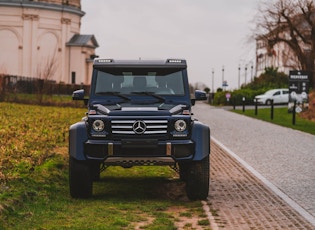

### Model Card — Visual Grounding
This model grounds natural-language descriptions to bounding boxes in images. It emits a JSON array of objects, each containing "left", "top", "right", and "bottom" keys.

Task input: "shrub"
[
  {"left": 212, "top": 67, "right": 289, "bottom": 106},
  {"left": 213, "top": 88, "right": 263, "bottom": 106}
]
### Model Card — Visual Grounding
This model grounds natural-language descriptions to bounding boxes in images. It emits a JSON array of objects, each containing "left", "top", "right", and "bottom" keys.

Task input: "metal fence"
[{"left": 0, "top": 74, "right": 90, "bottom": 98}]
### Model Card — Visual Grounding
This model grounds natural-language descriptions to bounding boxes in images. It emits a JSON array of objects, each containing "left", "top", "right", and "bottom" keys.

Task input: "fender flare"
[
  {"left": 191, "top": 120, "right": 210, "bottom": 161},
  {"left": 69, "top": 121, "right": 88, "bottom": 160}
]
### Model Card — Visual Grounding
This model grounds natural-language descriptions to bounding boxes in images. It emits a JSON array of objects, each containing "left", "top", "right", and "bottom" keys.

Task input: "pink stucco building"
[{"left": 0, "top": 0, "right": 98, "bottom": 85}]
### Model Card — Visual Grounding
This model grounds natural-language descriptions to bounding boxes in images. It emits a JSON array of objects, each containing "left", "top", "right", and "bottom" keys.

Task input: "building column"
[
  {"left": 61, "top": 17, "right": 71, "bottom": 83},
  {"left": 21, "top": 12, "right": 39, "bottom": 77}
]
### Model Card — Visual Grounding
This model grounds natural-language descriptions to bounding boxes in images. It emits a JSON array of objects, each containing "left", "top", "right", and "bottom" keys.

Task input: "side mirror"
[
  {"left": 72, "top": 89, "right": 85, "bottom": 100},
  {"left": 194, "top": 90, "right": 207, "bottom": 101}
]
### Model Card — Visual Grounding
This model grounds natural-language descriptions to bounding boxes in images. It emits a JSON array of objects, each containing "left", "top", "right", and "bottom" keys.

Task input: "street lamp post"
[
  {"left": 212, "top": 68, "right": 214, "bottom": 93},
  {"left": 222, "top": 66, "right": 224, "bottom": 85},
  {"left": 238, "top": 65, "right": 241, "bottom": 88},
  {"left": 244, "top": 65, "right": 248, "bottom": 85}
]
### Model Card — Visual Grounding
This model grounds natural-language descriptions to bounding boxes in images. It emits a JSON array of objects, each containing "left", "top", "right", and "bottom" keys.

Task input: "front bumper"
[
  {"left": 255, "top": 98, "right": 265, "bottom": 104},
  {"left": 84, "top": 139, "right": 195, "bottom": 163}
]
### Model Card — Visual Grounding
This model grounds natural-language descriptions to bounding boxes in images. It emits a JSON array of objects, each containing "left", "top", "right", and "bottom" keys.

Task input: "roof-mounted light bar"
[
  {"left": 95, "top": 59, "right": 113, "bottom": 63},
  {"left": 167, "top": 59, "right": 183, "bottom": 63},
  {"left": 93, "top": 58, "right": 186, "bottom": 66}
]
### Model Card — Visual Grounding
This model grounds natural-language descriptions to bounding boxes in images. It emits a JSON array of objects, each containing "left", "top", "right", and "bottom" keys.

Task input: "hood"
[
  {"left": 255, "top": 94, "right": 267, "bottom": 98},
  {"left": 90, "top": 103, "right": 189, "bottom": 116}
]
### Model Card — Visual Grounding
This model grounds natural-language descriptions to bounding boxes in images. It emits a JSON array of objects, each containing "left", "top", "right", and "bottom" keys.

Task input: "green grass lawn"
[
  {"left": 0, "top": 102, "right": 209, "bottom": 229},
  {"left": 233, "top": 107, "right": 315, "bottom": 135}
]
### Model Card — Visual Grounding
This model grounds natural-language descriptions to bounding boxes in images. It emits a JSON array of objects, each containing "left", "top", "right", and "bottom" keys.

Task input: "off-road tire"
[
  {"left": 185, "top": 156, "right": 210, "bottom": 200},
  {"left": 69, "top": 157, "right": 93, "bottom": 198}
]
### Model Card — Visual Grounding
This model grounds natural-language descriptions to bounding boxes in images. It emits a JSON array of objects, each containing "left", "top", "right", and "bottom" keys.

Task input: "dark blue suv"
[{"left": 69, "top": 59, "right": 210, "bottom": 200}]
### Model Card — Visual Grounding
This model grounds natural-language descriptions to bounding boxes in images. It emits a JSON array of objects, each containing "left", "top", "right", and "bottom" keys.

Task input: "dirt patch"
[
  {"left": 133, "top": 214, "right": 155, "bottom": 230},
  {"left": 154, "top": 180, "right": 211, "bottom": 229},
  {"left": 167, "top": 206, "right": 210, "bottom": 230},
  {"left": 155, "top": 179, "right": 188, "bottom": 201},
  {"left": 132, "top": 205, "right": 211, "bottom": 230}
]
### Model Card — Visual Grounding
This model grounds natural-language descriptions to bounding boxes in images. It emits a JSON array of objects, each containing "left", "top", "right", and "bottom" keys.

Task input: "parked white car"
[{"left": 254, "top": 88, "right": 289, "bottom": 105}]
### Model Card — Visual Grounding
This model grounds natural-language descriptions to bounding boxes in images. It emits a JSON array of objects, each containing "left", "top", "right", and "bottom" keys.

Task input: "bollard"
[
  {"left": 233, "top": 97, "right": 236, "bottom": 110},
  {"left": 292, "top": 101, "right": 296, "bottom": 125},
  {"left": 255, "top": 99, "right": 258, "bottom": 116},
  {"left": 270, "top": 99, "right": 274, "bottom": 120},
  {"left": 242, "top": 97, "right": 245, "bottom": 112}
]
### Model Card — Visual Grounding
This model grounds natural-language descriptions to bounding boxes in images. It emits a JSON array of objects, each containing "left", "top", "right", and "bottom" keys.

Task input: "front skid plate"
[{"left": 104, "top": 156, "right": 175, "bottom": 167}]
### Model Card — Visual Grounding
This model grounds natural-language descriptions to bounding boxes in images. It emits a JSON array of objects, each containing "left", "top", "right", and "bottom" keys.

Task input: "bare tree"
[
  {"left": 36, "top": 52, "right": 58, "bottom": 103},
  {"left": 255, "top": 0, "right": 315, "bottom": 88},
  {"left": 0, "top": 65, "right": 8, "bottom": 101}
]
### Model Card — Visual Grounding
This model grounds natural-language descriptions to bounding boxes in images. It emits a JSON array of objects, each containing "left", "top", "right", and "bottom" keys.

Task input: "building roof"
[
  {"left": 66, "top": 34, "right": 99, "bottom": 48},
  {"left": 0, "top": 0, "right": 84, "bottom": 16}
]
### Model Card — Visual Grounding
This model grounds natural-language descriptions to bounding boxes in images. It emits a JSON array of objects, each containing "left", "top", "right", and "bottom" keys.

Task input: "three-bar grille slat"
[{"left": 111, "top": 120, "right": 168, "bottom": 135}]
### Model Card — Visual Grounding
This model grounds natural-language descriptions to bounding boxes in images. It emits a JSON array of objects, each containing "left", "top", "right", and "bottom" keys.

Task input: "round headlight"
[
  {"left": 174, "top": 120, "right": 187, "bottom": 132},
  {"left": 92, "top": 120, "right": 105, "bottom": 132}
]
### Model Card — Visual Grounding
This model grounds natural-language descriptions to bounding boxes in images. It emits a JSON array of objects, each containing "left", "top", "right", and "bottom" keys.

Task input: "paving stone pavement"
[{"left": 207, "top": 141, "right": 314, "bottom": 229}]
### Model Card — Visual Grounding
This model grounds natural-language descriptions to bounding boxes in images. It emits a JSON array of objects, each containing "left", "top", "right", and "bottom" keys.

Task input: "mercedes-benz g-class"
[{"left": 69, "top": 58, "right": 210, "bottom": 200}]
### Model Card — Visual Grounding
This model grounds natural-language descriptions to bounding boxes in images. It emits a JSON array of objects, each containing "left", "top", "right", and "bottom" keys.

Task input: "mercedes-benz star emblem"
[{"left": 132, "top": 120, "right": 146, "bottom": 134}]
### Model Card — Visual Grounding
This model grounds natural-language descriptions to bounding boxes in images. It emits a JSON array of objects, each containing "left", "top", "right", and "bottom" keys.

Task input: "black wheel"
[
  {"left": 69, "top": 157, "right": 93, "bottom": 198},
  {"left": 185, "top": 156, "right": 210, "bottom": 200},
  {"left": 266, "top": 100, "right": 271, "bottom": 105}
]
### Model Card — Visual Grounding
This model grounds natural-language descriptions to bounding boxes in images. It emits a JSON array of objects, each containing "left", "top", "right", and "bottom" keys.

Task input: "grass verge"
[{"left": 232, "top": 107, "right": 315, "bottom": 135}]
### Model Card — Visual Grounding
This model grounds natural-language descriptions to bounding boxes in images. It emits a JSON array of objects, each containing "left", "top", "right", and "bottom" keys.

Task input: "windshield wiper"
[
  {"left": 131, "top": 91, "right": 165, "bottom": 103},
  {"left": 95, "top": 91, "right": 130, "bottom": 101}
]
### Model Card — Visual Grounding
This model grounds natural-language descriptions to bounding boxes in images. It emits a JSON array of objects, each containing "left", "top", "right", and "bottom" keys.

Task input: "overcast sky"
[{"left": 81, "top": 0, "right": 260, "bottom": 91}]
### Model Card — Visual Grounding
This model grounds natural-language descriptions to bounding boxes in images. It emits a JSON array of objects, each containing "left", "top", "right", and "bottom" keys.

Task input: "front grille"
[{"left": 111, "top": 119, "right": 168, "bottom": 135}]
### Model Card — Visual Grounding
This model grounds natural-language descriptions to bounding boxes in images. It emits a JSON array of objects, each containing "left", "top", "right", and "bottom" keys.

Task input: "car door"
[
  {"left": 272, "top": 90, "right": 281, "bottom": 103},
  {"left": 281, "top": 90, "right": 289, "bottom": 103}
]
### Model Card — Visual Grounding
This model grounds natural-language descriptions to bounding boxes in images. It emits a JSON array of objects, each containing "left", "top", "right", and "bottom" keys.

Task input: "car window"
[
  {"left": 283, "top": 90, "right": 289, "bottom": 95},
  {"left": 273, "top": 91, "right": 280, "bottom": 96}
]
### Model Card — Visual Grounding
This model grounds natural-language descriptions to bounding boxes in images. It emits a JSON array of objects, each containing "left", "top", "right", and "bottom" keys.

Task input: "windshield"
[
  {"left": 265, "top": 90, "right": 277, "bottom": 95},
  {"left": 93, "top": 68, "right": 185, "bottom": 96}
]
